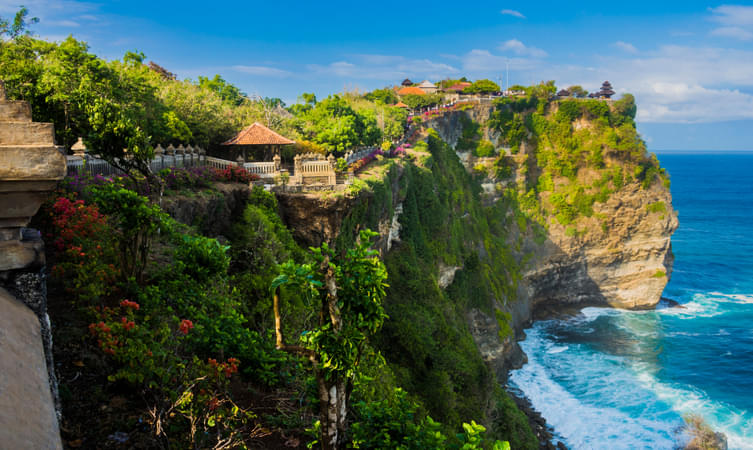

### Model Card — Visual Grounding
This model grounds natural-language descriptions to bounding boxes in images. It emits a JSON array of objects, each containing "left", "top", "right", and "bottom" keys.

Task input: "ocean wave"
[
  {"left": 657, "top": 294, "right": 724, "bottom": 319},
  {"left": 633, "top": 364, "right": 753, "bottom": 449},
  {"left": 708, "top": 292, "right": 753, "bottom": 304},
  {"left": 511, "top": 328, "right": 681, "bottom": 449}
]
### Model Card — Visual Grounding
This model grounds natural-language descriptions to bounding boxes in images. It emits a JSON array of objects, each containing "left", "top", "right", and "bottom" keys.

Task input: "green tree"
[
  {"left": 365, "top": 88, "right": 398, "bottom": 105},
  {"left": 0, "top": 6, "right": 38, "bottom": 40},
  {"left": 272, "top": 230, "right": 388, "bottom": 449},
  {"left": 567, "top": 85, "right": 588, "bottom": 98},
  {"left": 302, "top": 95, "right": 380, "bottom": 152},
  {"left": 197, "top": 74, "right": 246, "bottom": 106},
  {"left": 463, "top": 79, "right": 501, "bottom": 94}
]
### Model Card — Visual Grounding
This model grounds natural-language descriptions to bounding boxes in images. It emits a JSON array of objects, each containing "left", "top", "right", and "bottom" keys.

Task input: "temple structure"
[{"left": 218, "top": 122, "right": 295, "bottom": 162}]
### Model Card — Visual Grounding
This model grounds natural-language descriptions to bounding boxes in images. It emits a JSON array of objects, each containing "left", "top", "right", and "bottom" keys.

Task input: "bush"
[{"left": 475, "top": 140, "right": 495, "bottom": 157}]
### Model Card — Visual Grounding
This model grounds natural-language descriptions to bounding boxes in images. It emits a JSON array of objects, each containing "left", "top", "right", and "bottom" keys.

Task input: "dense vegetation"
[{"left": 488, "top": 82, "right": 669, "bottom": 230}]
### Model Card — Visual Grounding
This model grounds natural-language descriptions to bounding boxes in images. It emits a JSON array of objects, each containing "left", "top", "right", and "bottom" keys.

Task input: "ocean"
[{"left": 508, "top": 153, "right": 753, "bottom": 449}]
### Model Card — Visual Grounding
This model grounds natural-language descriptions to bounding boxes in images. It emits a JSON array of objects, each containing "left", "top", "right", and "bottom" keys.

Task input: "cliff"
[{"left": 273, "top": 96, "right": 676, "bottom": 446}]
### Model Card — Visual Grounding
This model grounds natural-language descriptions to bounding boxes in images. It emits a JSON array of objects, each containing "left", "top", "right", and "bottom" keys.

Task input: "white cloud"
[
  {"left": 307, "top": 55, "right": 458, "bottom": 81},
  {"left": 614, "top": 41, "right": 638, "bottom": 53},
  {"left": 710, "top": 5, "right": 753, "bottom": 40},
  {"left": 710, "top": 26, "right": 753, "bottom": 41},
  {"left": 500, "top": 9, "right": 525, "bottom": 19},
  {"left": 710, "top": 5, "right": 753, "bottom": 27},
  {"left": 538, "top": 44, "right": 753, "bottom": 124},
  {"left": 499, "top": 39, "right": 547, "bottom": 58},
  {"left": 45, "top": 19, "right": 80, "bottom": 27},
  {"left": 232, "top": 65, "right": 291, "bottom": 77}
]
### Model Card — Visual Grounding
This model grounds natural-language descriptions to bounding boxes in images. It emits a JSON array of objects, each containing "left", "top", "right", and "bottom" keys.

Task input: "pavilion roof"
[
  {"left": 402, "top": 78, "right": 413, "bottom": 86},
  {"left": 417, "top": 80, "right": 436, "bottom": 88},
  {"left": 221, "top": 122, "right": 295, "bottom": 146},
  {"left": 397, "top": 86, "right": 426, "bottom": 96},
  {"left": 394, "top": 101, "right": 410, "bottom": 108}
]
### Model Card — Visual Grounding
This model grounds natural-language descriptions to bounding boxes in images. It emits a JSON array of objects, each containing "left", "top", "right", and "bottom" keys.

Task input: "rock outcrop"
[{"left": 523, "top": 182, "right": 677, "bottom": 311}]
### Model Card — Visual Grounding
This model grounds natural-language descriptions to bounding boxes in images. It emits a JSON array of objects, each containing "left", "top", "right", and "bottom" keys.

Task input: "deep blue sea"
[{"left": 509, "top": 153, "right": 753, "bottom": 449}]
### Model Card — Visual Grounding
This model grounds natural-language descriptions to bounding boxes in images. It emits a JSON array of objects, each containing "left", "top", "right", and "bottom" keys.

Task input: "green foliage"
[
  {"left": 463, "top": 79, "right": 500, "bottom": 94},
  {"left": 647, "top": 201, "right": 666, "bottom": 214},
  {"left": 652, "top": 269, "right": 666, "bottom": 278},
  {"left": 401, "top": 93, "right": 444, "bottom": 109},
  {"left": 365, "top": 87, "right": 398, "bottom": 105},
  {"left": 495, "top": 310, "right": 513, "bottom": 341},
  {"left": 197, "top": 74, "right": 246, "bottom": 106},
  {"left": 0, "top": 7, "right": 38, "bottom": 39},
  {"left": 298, "top": 94, "right": 381, "bottom": 152},
  {"left": 174, "top": 235, "right": 230, "bottom": 282},
  {"left": 474, "top": 140, "right": 495, "bottom": 157},
  {"left": 350, "top": 388, "right": 447, "bottom": 449},
  {"left": 567, "top": 85, "right": 588, "bottom": 98},
  {"left": 88, "top": 183, "right": 169, "bottom": 281}
]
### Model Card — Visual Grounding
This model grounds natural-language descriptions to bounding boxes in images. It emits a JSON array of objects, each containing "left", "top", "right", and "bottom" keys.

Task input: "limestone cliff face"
[
  {"left": 523, "top": 181, "right": 677, "bottom": 311},
  {"left": 429, "top": 107, "right": 677, "bottom": 312}
]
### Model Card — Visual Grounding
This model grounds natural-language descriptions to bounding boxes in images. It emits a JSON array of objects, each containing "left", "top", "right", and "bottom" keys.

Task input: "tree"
[
  {"left": 567, "top": 85, "right": 588, "bottom": 98},
  {"left": 197, "top": 74, "right": 246, "bottom": 106},
  {"left": 271, "top": 230, "right": 388, "bottom": 449},
  {"left": 301, "top": 95, "right": 380, "bottom": 152},
  {"left": 463, "top": 79, "right": 501, "bottom": 94},
  {"left": 364, "top": 88, "right": 398, "bottom": 105},
  {"left": 526, "top": 80, "right": 556, "bottom": 99},
  {"left": 0, "top": 6, "right": 38, "bottom": 40}
]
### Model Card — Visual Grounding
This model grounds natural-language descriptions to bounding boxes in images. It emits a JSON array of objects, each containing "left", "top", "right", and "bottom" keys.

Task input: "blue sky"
[{"left": 2, "top": 0, "right": 753, "bottom": 151}]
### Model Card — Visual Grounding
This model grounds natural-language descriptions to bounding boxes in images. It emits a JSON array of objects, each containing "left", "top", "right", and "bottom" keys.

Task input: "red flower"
[
  {"left": 119, "top": 299, "right": 140, "bottom": 310},
  {"left": 179, "top": 319, "right": 194, "bottom": 334}
]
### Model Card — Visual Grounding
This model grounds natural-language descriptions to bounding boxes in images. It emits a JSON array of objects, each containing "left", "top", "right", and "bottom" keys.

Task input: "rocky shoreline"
[{"left": 505, "top": 385, "right": 568, "bottom": 450}]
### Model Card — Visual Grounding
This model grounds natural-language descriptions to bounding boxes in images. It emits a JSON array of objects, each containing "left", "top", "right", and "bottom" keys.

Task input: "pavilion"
[
  {"left": 401, "top": 78, "right": 413, "bottom": 87},
  {"left": 394, "top": 101, "right": 410, "bottom": 109},
  {"left": 219, "top": 122, "right": 295, "bottom": 162}
]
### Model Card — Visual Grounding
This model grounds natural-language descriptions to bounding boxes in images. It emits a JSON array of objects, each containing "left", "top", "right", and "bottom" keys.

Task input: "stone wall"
[{"left": 0, "top": 80, "right": 64, "bottom": 448}]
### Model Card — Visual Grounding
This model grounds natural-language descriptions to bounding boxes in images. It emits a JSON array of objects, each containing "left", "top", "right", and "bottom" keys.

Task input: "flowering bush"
[
  {"left": 214, "top": 165, "right": 259, "bottom": 183},
  {"left": 48, "top": 197, "right": 119, "bottom": 303},
  {"left": 88, "top": 300, "right": 254, "bottom": 447}
]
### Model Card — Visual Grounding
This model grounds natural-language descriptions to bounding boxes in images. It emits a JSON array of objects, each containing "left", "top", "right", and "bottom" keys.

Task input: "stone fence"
[
  {"left": 66, "top": 143, "right": 207, "bottom": 176},
  {"left": 292, "top": 153, "right": 337, "bottom": 186},
  {"left": 345, "top": 147, "right": 375, "bottom": 164}
]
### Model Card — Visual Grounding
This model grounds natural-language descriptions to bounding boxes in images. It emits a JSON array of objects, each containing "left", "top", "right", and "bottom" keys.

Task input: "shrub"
[{"left": 475, "top": 140, "right": 495, "bottom": 157}]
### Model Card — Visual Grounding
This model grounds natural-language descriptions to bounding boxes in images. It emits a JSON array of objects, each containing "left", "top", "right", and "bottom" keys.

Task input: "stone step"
[
  {"left": 0, "top": 122, "right": 55, "bottom": 145},
  {"left": 0, "top": 101, "right": 32, "bottom": 122},
  {"left": 0, "top": 144, "right": 67, "bottom": 180}
]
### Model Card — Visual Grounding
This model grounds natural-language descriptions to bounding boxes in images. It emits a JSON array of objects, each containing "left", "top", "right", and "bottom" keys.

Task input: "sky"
[{"left": 2, "top": 0, "right": 753, "bottom": 151}]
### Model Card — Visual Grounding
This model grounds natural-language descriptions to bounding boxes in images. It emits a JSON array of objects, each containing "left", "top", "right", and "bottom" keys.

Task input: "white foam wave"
[
  {"left": 546, "top": 345, "right": 568, "bottom": 354},
  {"left": 657, "top": 294, "right": 724, "bottom": 319},
  {"left": 708, "top": 292, "right": 753, "bottom": 304},
  {"left": 511, "top": 328, "right": 680, "bottom": 449},
  {"left": 573, "top": 306, "right": 622, "bottom": 323},
  {"left": 633, "top": 365, "right": 753, "bottom": 449}
]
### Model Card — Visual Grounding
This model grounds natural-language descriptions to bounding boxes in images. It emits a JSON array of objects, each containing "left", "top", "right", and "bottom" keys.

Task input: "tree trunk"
[{"left": 318, "top": 375, "right": 348, "bottom": 450}]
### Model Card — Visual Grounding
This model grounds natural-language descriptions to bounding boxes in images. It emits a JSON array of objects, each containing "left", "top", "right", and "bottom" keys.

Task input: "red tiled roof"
[
  {"left": 221, "top": 122, "right": 295, "bottom": 146},
  {"left": 397, "top": 86, "right": 426, "bottom": 96}
]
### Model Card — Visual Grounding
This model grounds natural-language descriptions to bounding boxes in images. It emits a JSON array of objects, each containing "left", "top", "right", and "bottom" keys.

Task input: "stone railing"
[
  {"left": 66, "top": 143, "right": 207, "bottom": 176},
  {"left": 243, "top": 154, "right": 281, "bottom": 179},
  {"left": 345, "top": 147, "right": 375, "bottom": 164},
  {"left": 291, "top": 153, "right": 337, "bottom": 185}
]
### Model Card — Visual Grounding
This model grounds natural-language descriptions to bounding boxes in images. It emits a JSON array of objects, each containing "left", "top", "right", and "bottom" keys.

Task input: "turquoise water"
[{"left": 509, "top": 153, "right": 753, "bottom": 449}]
